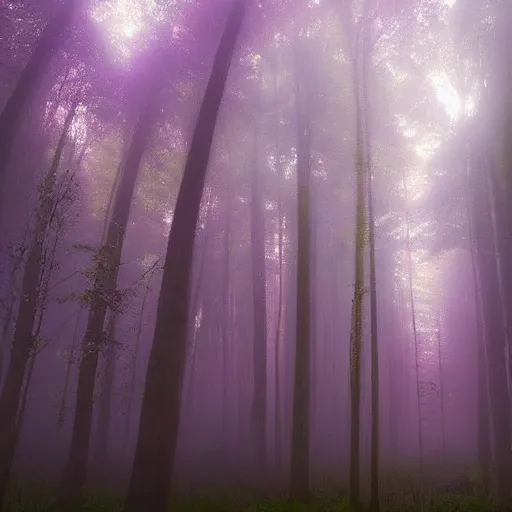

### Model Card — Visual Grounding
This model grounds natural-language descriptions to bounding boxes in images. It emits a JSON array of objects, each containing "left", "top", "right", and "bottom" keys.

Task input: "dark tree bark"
[
  {"left": 404, "top": 178, "right": 424, "bottom": 481},
  {"left": 349, "top": 24, "right": 366, "bottom": 512},
  {"left": 436, "top": 315, "right": 446, "bottom": 458},
  {"left": 123, "top": 3, "right": 248, "bottom": 511},
  {"left": 91, "top": 312, "right": 118, "bottom": 485},
  {"left": 250, "top": 88, "right": 268, "bottom": 477},
  {"left": 365, "top": 59, "right": 380, "bottom": 512},
  {"left": 470, "top": 147, "right": 512, "bottom": 502},
  {"left": 289, "top": 36, "right": 312, "bottom": 503},
  {"left": 58, "top": 90, "right": 159, "bottom": 510},
  {"left": 221, "top": 163, "right": 233, "bottom": 464},
  {"left": 0, "top": 1, "right": 81, "bottom": 196},
  {"left": 466, "top": 164, "right": 491, "bottom": 492},
  {"left": 0, "top": 101, "right": 77, "bottom": 511}
]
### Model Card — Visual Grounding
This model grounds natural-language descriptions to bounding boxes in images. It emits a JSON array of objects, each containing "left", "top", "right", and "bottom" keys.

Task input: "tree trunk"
[
  {"left": 349, "top": 23, "right": 366, "bottom": 512},
  {"left": 465, "top": 163, "right": 491, "bottom": 493},
  {"left": 58, "top": 90, "right": 159, "bottom": 510},
  {"left": 469, "top": 147, "right": 512, "bottom": 502},
  {"left": 0, "top": 102, "right": 76, "bottom": 510},
  {"left": 289, "top": 37, "right": 312, "bottom": 503},
  {"left": 250, "top": 87, "right": 268, "bottom": 477},
  {"left": 91, "top": 312, "right": 118, "bottom": 485},
  {"left": 274, "top": 171, "right": 284, "bottom": 476},
  {"left": 365, "top": 67, "right": 380, "bottom": 512},
  {"left": 221, "top": 163, "right": 232, "bottom": 465},
  {"left": 404, "top": 178, "right": 424, "bottom": 482},
  {"left": 123, "top": 3, "right": 248, "bottom": 510},
  {"left": 436, "top": 314, "right": 446, "bottom": 458},
  {"left": 0, "top": 1, "right": 80, "bottom": 196},
  {"left": 58, "top": 308, "right": 83, "bottom": 430}
]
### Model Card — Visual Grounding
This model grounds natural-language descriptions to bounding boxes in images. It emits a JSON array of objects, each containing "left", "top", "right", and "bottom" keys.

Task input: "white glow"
[{"left": 430, "top": 71, "right": 460, "bottom": 120}]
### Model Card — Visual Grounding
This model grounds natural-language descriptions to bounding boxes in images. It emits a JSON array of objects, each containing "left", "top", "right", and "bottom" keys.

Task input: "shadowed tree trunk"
[
  {"left": 274, "top": 162, "right": 284, "bottom": 476},
  {"left": 469, "top": 146, "right": 512, "bottom": 502},
  {"left": 0, "top": 100, "right": 77, "bottom": 511},
  {"left": 403, "top": 177, "right": 424, "bottom": 482},
  {"left": 58, "top": 88, "right": 160, "bottom": 511},
  {"left": 250, "top": 84, "right": 268, "bottom": 477},
  {"left": 364, "top": 55, "right": 380, "bottom": 512},
  {"left": 0, "top": 2, "right": 81, "bottom": 197},
  {"left": 123, "top": 2, "right": 248, "bottom": 510},
  {"left": 289, "top": 36, "right": 312, "bottom": 503},
  {"left": 91, "top": 312, "right": 118, "bottom": 485},
  {"left": 436, "top": 314, "right": 446, "bottom": 458},
  {"left": 221, "top": 160, "right": 233, "bottom": 464},
  {"left": 349, "top": 19, "right": 367, "bottom": 512},
  {"left": 465, "top": 162, "right": 491, "bottom": 493},
  {"left": 58, "top": 308, "right": 83, "bottom": 430}
]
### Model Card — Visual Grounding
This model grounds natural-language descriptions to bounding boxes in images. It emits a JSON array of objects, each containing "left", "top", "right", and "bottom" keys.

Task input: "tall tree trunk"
[
  {"left": 274, "top": 176, "right": 284, "bottom": 476},
  {"left": 58, "top": 90, "right": 159, "bottom": 510},
  {"left": 486, "top": 165, "right": 512, "bottom": 396},
  {"left": 465, "top": 163, "right": 491, "bottom": 493},
  {"left": 0, "top": 101, "right": 76, "bottom": 510},
  {"left": 91, "top": 312, "right": 118, "bottom": 485},
  {"left": 250, "top": 88, "right": 268, "bottom": 477},
  {"left": 349, "top": 23, "right": 366, "bottom": 512},
  {"left": 436, "top": 314, "right": 446, "bottom": 458},
  {"left": 289, "top": 37, "right": 312, "bottom": 503},
  {"left": 365, "top": 70, "right": 380, "bottom": 512},
  {"left": 58, "top": 308, "right": 83, "bottom": 430},
  {"left": 404, "top": 178, "right": 424, "bottom": 482},
  {"left": 221, "top": 163, "right": 232, "bottom": 465},
  {"left": 469, "top": 147, "right": 512, "bottom": 502},
  {"left": 124, "top": 3, "right": 248, "bottom": 510},
  {"left": 0, "top": 2, "right": 80, "bottom": 196},
  {"left": 123, "top": 281, "right": 151, "bottom": 456},
  {"left": 273, "top": 67, "right": 284, "bottom": 477}
]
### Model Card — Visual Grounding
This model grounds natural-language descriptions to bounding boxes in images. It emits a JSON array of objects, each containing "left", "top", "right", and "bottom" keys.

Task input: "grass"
[{"left": 2, "top": 492, "right": 506, "bottom": 512}]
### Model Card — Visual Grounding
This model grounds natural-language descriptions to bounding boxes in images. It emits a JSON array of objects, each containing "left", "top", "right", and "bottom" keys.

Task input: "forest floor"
[{"left": 2, "top": 492, "right": 506, "bottom": 511}]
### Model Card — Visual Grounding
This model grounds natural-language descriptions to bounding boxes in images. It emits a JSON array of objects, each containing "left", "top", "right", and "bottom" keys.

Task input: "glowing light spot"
[{"left": 430, "top": 71, "right": 460, "bottom": 120}]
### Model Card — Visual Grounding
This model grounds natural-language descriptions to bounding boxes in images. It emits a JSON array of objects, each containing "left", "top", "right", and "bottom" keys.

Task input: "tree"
[
  {"left": 58, "top": 84, "right": 161, "bottom": 510},
  {"left": 124, "top": 2, "right": 249, "bottom": 510},
  {"left": 289, "top": 34, "right": 312, "bottom": 503},
  {"left": 469, "top": 143, "right": 512, "bottom": 502},
  {"left": 250, "top": 79, "right": 268, "bottom": 477},
  {"left": 0, "top": 1, "right": 82, "bottom": 197},
  {"left": 0, "top": 99, "right": 77, "bottom": 510},
  {"left": 348, "top": 15, "right": 367, "bottom": 512}
]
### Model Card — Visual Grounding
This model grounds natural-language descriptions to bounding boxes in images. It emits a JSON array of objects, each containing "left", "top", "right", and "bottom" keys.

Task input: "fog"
[{"left": 0, "top": 0, "right": 510, "bottom": 511}]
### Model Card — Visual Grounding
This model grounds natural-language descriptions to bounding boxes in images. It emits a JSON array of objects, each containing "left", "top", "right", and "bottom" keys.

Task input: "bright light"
[
  {"left": 430, "top": 71, "right": 460, "bottom": 120},
  {"left": 91, "top": 0, "right": 147, "bottom": 62}
]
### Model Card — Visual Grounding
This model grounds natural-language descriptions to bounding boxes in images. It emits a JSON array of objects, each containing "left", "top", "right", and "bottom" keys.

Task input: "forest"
[{"left": 0, "top": 0, "right": 510, "bottom": 510}]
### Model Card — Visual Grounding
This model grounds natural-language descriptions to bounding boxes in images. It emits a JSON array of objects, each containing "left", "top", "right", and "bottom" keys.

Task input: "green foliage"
[{"left": 2, "top": 491, "right": 502, "bottom": 512}]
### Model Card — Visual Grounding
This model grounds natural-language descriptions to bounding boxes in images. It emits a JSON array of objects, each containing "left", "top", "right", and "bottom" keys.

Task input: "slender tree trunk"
[
  {"left": 274, "top": 181, "right": 284, "bottom": 476},
  {"left": 123, "top": 282, "right": 151, "bottom": 456},
  {"left": 404, "top": 178, "right": 424, "bottom": 482},
  {"left": 349, "top": 24, "right": 366, "bottom": 512},
  {"left": 58, "top": 308, "right": 83, "bottom": 430},
  {"left": 289, "top": 37, "right": 312, "bottom": 503},
  {"left": 465, "top": 163, "right": 491, "bottom": 493},
  {"left": 124, "top": 3, "right": 248, "bottom": 510},
  {"left": 91, "top": 312, "right": 118, "bottom": 485},
  {"left": 58, "top": 90, "right": 159, "bottom": 510},
  {"left": 250, "top": 87, "right": 268, "bottom": 477},
  {"left": 0, "top": 2, "right": 80, "bottom": 195},
  {"left": 486, "top": 166, "right": 512, "bottom": 397},
  {"left": 0, "top": 102, "right": 76, "bottom": 510},
  {"left": 221, "top": 165, "right": 232, "bottom": 465},
  {"left": 469, "top": 147, "right": 512, "bottom": 502},
  {"left": 365, "top": 85, "right": 380, "bottom": 512},
  {"left": 436, "top": 314, "right": 446, "bottom": 458}
]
